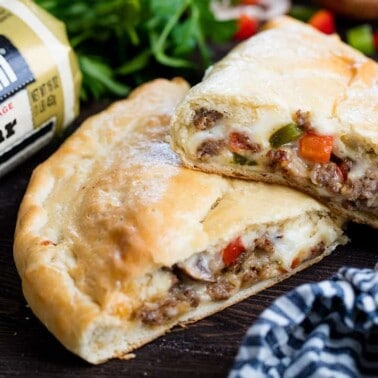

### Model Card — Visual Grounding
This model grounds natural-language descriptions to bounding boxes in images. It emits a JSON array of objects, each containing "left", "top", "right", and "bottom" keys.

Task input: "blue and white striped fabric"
[{"left": 229, "top": 267, "right": 378, "bottom": 378}]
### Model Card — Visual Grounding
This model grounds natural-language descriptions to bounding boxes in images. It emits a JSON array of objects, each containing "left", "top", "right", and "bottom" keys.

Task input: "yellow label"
[
  {"left": 0, "top": 8, "right": 64, "bottom": 132},
  {"left": 0, "top": 0, "right": 81, "bottom": 177}
]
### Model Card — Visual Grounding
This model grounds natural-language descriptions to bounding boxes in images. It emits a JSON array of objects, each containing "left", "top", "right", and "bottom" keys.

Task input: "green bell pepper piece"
[{"left": 269, "top": 123, "right": 303, "bottom": 148}]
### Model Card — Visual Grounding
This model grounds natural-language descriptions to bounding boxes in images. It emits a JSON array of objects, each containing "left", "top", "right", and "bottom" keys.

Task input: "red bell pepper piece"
[
  {"left": 234, "top": 14, "right": 258, "bottom": 40},
  {"left": 309, "top": 10, "right": 335, "bottom": 35},
  {"left": 222, "top": 237, "right": 246, "bottom": 266},
  {"left": 291, "top": 257, "right": 300, "bottom": 269},
  {"left": 337, "top": 163, "right": 348, "bottom": 181},
  {"left": 299, "top": 132, "right": 334, "bottom": 164}
]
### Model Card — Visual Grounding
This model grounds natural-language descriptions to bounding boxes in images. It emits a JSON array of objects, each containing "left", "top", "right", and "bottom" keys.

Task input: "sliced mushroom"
[{"left": 177, "top": 252, "right": 223, "bottom": 282}]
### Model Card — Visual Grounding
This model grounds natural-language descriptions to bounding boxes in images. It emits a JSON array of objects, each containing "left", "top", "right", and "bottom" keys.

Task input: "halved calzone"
[
  {"left": 170, "top": 16, "right": 378, "bottom": 228},
  {"left": 14, "top": 78, "right": 346, "bottom": 364}
]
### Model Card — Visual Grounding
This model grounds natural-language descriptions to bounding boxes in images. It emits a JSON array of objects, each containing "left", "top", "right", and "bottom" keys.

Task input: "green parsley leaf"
[{"left": 35, "top": 0, "right": 236, "bottom": 100}]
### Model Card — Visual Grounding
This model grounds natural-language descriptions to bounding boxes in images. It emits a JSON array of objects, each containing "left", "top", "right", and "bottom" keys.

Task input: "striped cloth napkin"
[{"left": 229, "top": 267, "right": 378, "bottom": 378}]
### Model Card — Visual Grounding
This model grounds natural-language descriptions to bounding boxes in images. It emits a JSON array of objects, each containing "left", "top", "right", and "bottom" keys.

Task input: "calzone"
[
  {"left": 14, "top": 78, "right": 346, "bottom": 364},
  {"left": 170, "top": 16, "right": 378, "bottom": 228}
]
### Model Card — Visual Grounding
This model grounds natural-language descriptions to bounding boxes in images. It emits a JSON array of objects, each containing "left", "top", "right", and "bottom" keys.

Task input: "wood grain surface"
[{"left": 1, "top": 8, "right": 378, "bottom": 376}]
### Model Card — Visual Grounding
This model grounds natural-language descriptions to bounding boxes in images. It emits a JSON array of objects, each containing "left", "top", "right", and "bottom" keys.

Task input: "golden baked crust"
[
  {"left": 14, "top": 78, "right": 346, "bottom": 364},
  {"left": 170, "top": 16, "right": 378, "bottom": 228}
]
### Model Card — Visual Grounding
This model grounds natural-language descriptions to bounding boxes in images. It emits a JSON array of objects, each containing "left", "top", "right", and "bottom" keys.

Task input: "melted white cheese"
[
  {"left": 187, "top": 121, "right": 227, "bottom": 156},
  {"left": 240, "top": 214, "right": 340, "bottom": 270},
  {"left": 188, "top": 108, "right": 291, "bottom": 158},
  {"left": 348, "top": 160, "right": 371, "bottom": 180},
  {"left": 273, "top": 215, "right": 340, "bottom": 269},
  {"left": 308, "top": 113, "right": 340, "bottom": 136},
  {"left": 239, "top": 110, "right": 292, "bottom": 147}
]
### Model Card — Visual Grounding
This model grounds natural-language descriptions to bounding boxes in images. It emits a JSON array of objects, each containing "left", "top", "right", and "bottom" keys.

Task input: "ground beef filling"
[
  {"left": 135, "top": 236, "right": 326, "bottom": 327},
  {"left": 137, "top": 284, "right": 200, "bottom": 326},
  {"left": 196, "top": 131, "right": 261, "bottom": 160},
  {"left": 310, "top": 162, "right": 344, "bottom": 193},
  {"left": 228, "top": 132, "right": 261, "bottom": 154},
  {"left": 195, "top": 135, "right": 376, "bottom": 213},
  {"left": 341, "top": 168, "right": 378, "bottom": 207},
  {"left": 197, "top": 139, "right": 225, "bottom": 158},
  {"left": 206, "top": 249, "right": 281, "bottom": 301},
  {"left": 295, "top": 109, "right": 312, "bottom": 131},
  {"left": 193, "top": 108, "right": 223, "bottom": 130},
  {"left": 267, "top": 149, "right": 378, "bottom": 213}
]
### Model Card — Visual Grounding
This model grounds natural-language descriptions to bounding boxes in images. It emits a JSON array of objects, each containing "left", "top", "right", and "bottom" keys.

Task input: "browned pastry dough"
[
  {"left": 14, "top": 78, "right": 346, "bottom": 364},
  {"left": 170, "top": 16, "right": 378, "bottom": 228}
]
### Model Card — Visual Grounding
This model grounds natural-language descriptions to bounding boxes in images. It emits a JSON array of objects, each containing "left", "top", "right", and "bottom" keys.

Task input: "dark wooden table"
[{"left": 1, "top": 9, "right": 378, "bottom": 378}]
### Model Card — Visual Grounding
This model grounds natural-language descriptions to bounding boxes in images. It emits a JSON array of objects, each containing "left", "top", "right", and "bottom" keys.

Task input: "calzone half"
[
  {"left": 170, "top": 16, "right": 378, "bottom": 228},
  {"left": 14, "top": 78, "right": 346, "bottom": 364}
]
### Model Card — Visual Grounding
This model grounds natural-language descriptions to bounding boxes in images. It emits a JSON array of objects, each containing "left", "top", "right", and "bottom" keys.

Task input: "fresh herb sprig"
[{"left": 35, "top": 0, "right": 236, "bottom": 101}]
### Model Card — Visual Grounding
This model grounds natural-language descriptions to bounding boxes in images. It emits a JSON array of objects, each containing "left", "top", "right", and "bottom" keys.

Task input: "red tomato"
[
  {"left": 239, "top": 0, "right": 260, "bottom": 4},
  {"left": 299, "top": 132, "right": 334, "bottom": 164},
  {"left": 234, "top": 15, "right": 258, "bottom": 40},
  {"left": 374, "top": 31, "right": 378, "bottom": 51},
  {"left": 222, "top": 237, "right": 246, "bottom": 266},
  {"left": 309, "top": 10, "right": 335, "bottom": 35}
]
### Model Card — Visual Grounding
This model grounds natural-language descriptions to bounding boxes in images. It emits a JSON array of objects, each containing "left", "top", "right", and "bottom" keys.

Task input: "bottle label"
[{"left": 0, "top": 0, "right": 81, "bottom": 177}]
